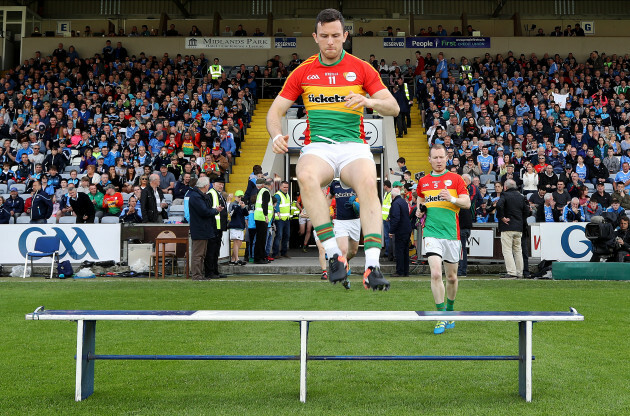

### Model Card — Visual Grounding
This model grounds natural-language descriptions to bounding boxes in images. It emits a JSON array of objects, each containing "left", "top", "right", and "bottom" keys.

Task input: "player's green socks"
[
  {"left": 315, "top": 223, "right": 342, "bottom": 258},
  {"left": 446, "top": 298, "right": 455, "bottom": 311},
  {"left": 436, "top": 302, "right": 446, "bottom": 312}
]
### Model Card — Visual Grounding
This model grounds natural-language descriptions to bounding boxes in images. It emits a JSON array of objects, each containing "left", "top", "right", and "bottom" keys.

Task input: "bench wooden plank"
[{"left": 26, "top": 309, "right": 584, "bottom": 322}]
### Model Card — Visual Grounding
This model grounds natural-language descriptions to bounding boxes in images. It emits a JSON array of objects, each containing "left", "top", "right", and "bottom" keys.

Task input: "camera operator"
[{"left": 614, "top": 217, "right": 630, "bottom": 262}]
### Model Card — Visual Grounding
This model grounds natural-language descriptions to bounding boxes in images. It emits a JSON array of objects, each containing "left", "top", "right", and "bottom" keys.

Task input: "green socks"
[{"left": 446, "top": 298, "right": 455, "bottom": 311}]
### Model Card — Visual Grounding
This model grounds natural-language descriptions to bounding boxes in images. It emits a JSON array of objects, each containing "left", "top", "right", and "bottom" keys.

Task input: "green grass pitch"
[{"left": 1, "top": 276, "right": 629, "bottom": 416}]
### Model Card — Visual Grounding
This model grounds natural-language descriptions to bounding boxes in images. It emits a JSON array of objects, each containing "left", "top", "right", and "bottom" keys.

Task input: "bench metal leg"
[
  {"left": 299, "top": 320, "right": 309, "bottom": 403},
  {"left": 518, "top": 320, "right": 532, "bottom": 402},
  {"left": 75, "top": 320, "right": 96, "bottom": 401}
]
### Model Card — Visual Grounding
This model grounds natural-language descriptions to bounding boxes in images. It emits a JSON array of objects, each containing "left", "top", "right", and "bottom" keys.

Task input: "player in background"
[
  {"left": 267, "top": 8, "right": 399, "bottom": 291},
  {"left": 417, "top": 144, "right": 471, "bottom": 334},
  {"left": 328, "top": 179, "right": 360, "bottom": 288}
]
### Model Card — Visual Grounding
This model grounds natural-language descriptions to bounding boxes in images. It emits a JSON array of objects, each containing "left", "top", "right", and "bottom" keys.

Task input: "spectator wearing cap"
[
  {"left": 102, "top": 184, "right": 123, "bottom": 216},
  {"left": 206, "top": 176, "right": 228, "bottom": 278},
  {"left": 209, "top": 144, "right": 229, "bottom": 180},
  {"left": 141, "top": 173, "right": 169, "bottom": 223},
  {"left": 5, "top": 187, "right": 24, "bottom": 221}
]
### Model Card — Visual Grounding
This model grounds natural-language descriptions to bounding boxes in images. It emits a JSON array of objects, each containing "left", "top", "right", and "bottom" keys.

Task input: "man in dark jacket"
[
  {"left": 393, "top": 80, "right": 411, "bottom": 137},
  {"left": 172, "top": 173, "right": 193, "bottom": 204},
  {"left": 388, "top": 187, "right": 412, "bottom": 277},
  {"left": 67, "top": 186, "right": 95, "bottom": 223},
  {"left": 206, "top": 177, "right": 228, "bottom": 278},
  {"left": 5, "top": 187, "right": 25, "bottom": 222},
  {"left": 30, "top": 181, "right": 53, "bottom": 224},
  {"left": 140, "top": 173, "right": 168, "bottom": 223},
  {"left": 496, "top": 179, "right": 530, "bottom": 278},
  {"left": 188, "top": 176, "right": 223, "bottom": 280}
]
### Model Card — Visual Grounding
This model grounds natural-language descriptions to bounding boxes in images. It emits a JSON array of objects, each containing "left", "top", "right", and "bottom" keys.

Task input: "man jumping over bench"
[{"left": 267, "top": 8, "right": 399, "bottom": 290}]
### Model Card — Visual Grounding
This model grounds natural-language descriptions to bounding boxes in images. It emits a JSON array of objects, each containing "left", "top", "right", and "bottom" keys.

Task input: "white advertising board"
[
  {"left": 287, "top": 118, "right": 383, "bottom": 148},
  {"left": 537, "top": 222, "right": 592, "bottom": 262},
  {"left": 1, "top": 224, "right": 121, "bottom": 263}
]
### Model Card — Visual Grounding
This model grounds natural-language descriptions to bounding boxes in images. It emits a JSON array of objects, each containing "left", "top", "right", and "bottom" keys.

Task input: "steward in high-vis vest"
[
  {"left": 460, "top": 57, "right": 472, "bottom": 81},
  {"left": 382, "top": 180, "right": 394, "bottom": 258},
  {"left": 254, "top": 178, "right": 273, "bottom": 263},
  {"left": 206, "top": 177, "right": 228, "bottom": 278},
  {"left": 272, "top": 180, "right": 291, "bottom": 258},
  {"left": 208, "top": 57, "right": 224, "bottom": 80}
]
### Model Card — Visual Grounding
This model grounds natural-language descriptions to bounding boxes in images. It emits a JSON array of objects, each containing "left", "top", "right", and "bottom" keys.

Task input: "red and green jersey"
[
  {"left": 417, "top": 171, "right": 468, "bottom": 240},
  {"left": 279, "top": 50, "right": 387, "bottom": 145}
]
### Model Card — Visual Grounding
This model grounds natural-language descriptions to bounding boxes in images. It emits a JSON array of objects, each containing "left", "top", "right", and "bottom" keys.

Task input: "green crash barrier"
[{"left": 552, "top": 262, "right": 630, "bottom": 281}]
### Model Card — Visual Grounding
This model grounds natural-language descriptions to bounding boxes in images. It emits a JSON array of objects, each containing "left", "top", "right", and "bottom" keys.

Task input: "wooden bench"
[{"left": 25, "top": 307, "right": 584, "bottom": 403}]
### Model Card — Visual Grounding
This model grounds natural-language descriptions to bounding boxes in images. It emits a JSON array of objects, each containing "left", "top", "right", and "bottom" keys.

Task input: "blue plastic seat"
[{"left": 23, "top": 236, "right": 61, "bottom": 279}]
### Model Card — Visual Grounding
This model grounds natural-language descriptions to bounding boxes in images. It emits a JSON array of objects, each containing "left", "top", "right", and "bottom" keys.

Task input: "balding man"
[
  {"left": 67, "top": 186, "right": 95, "bottom": 223},
  {"left": 141, "top": 173, "right": 169, "bottom": 223},
  {"left": 189, "top": 176, "right": 224, "bottom": 280},
  {"left": 496, "top": 179, "right": 530, "bottom": 279}
]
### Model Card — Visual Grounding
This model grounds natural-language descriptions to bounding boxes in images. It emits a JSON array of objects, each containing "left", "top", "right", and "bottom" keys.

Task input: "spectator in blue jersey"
[
  {"left": 535, "top": 193, "right": 558, "bottom": 222},
  {"left": 436, "top": 52, "right": 448, "bottom": 81},
  {"left": 388, "top": 187, "right": 412, "bottom": 277},
  {"left": 476, "top": 146, "right": 494, "bottom": 175},
  {"left": 562, "top": 198, "right": 585, "bottom": 222},
  {"left": 615, "top": 162, "right": 630, "bottom": 191}
]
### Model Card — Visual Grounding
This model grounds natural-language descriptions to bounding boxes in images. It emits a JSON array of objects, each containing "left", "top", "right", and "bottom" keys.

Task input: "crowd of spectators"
[
  {"left": 0, "top": 42, "right": 260, "bottom": 224},
  {"left": 390, "top": 48, "right": 630, "bottom": 225}
]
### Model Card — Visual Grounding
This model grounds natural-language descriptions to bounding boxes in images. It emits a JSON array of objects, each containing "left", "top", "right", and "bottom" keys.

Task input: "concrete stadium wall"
[
  {"left": 31, "top": 17, "right": 630, "bottom": 38},
  {"left": 21, "top": 36, "right": 630, "bottom": 69}
]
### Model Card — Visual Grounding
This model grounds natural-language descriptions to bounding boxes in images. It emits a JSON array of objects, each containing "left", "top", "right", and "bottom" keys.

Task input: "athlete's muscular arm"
[
  {"left": 344, "top": 89, "right": 400, "bottom": 116},
  {"left": 438, "top": 189, "right": 471, "bottom": 209},
  {"left": 267, "top": 95, "right": 295, "bottom": 154}
]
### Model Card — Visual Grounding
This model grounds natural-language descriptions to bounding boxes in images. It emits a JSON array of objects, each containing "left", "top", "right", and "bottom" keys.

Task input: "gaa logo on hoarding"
[
  {"left": 18, "top": 227, "right": 99, "bottom": 260},
  {"left": 560, "top": 225, "right": 592, "bottom": 258}
]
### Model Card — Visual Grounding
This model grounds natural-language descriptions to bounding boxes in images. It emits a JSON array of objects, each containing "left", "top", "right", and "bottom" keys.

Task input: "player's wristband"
[
  {"left": 272, "top": 134, "right": 283, "bottom": 143},
  {"left": 450, "top": 196, "right": 457, "bottom": 204}
]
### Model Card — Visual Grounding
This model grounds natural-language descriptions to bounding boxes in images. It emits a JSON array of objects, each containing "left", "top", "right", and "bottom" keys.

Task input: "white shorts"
[
  {"left": 423, "top": 237, "right": 461, "bottom": 264},
  {"left": 333, "top": 218, "right": 361, "bottom": 242},
  {"left": 229, "top": 229, "right": 244, "bottom": 240},
  {"left": 299, "top": 217, "right": 311, "bottom": 225},
  {"left": 313, "top": 229, "right": 319, "bottom": 243},
  {"left": 299, "top": 142, "right": 373, "bottom": 179}
]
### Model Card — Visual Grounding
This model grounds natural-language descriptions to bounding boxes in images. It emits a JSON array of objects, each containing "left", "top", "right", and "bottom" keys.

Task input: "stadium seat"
[
  {"left": 163, "top": 194, "right": 173, "bottom": 203},
  {"left": 11, "top": 183, "right": 26, "bottom": 193},
  {"left": 47, "top": 217, "right": 57, "bottom": 223},
  {"left": 168, "top": 205, "right": 185, "bottom": 216},
  {"left": 23, "top": 235, "right": 60, "bottom": 279},
  {"left": 16, "top": 216, "right": 31, "bottom": 224},
  {"left": 100, "top": 216, "right": 120, "bottom": 224},
  {"left": 585, "top": 183, "right": 594, "bottom": 190},
  {"left": 604, "top": 183, "right": 614, "bottom": 193},
  {"left": 480, "top": 174, "right": 496, "bottom": 184},
  {"left": 527, "top": 216, "right": 536, "bottom": 223},
  {"left": 59, "top": 216, "right": 77, "bottom": 224},
  {"left": 0, "top": 184, "right": 7, "bottom": 193},
  {"left": 60, "top": 173, "right": 72, "bottom": 180},
  {"left": 122, "top": 192, "right": 132, "bottom": 202}
]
